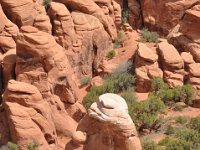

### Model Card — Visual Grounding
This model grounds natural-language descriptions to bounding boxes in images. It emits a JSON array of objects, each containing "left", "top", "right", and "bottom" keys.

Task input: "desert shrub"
[
  {"left": 83, "top": 84, "right": 114, "bottom": 109},
  {"left": 121, "top": 89, "right": 137, "bottom": 113},
  {"left": 112, "top": 60, "right": 133, "bottom": 74},
  {"left": 130, "top": 95, "right": 165, "bottom": 131},
  {"left": 160, "top": 138, "right": 191, "bottom": 150},
  {"left": 142, "top": 139, "right": 163, "bottom": 150},
  {"left": 158, "top": 137, "right": 175, "bottom": 146},
  {"left": 176, "top": 129, "right": 200, "bottom": 144},
  {"left": 151, "top": 78, "right": 195, "bottom": 106},
  {"left": 27, "top": 141, "right": 39, "bottom": 150},
  {"left": 151, "top": 77, "right": 168, "bottom": 93},
  {"left": 83, "top": 73, "right": 135, "bottom": 109},
  {"left": 175, "top": 116, "right": 188, "bottom": 124},
  {"left": 139, "top": 28, "right": 159, "bottom": 43},
  {"left": 159, "top": 129, "right": 200, "bottom": 150},
  {"left": 180, "top": 85, "right": 194, "bottom": 105},
  {"left": 43, "top": 0, "right": 51, "bottom": 8},
  {"left": 189, "top": 115, "right": 200, "bottom": 132},
  {"left": 173, "top": 104, "right": 184, "bottom": 111},
  {"left": 7, "top": 142, "right": 18, "bottom": 150},
  {"left": 169, "top": 85, "right": 194, "bottom": 105},
  {"left": 165, "top": 125, "right": 175, "bottom": 135},
  {"left": 121, "top": 8, "right": 129, "bottom": 25},
  {"left": 105, "top": 73, "right": 135, "bottom": 93},
  {"left": 106, "top": 50, "right": 116, "bottom": 59},
  {"left": 114, "top": 30, "right": 126, "bottom": 48},
  {"left": 80, "top": 76, "right": 91, "bottom": 86}
]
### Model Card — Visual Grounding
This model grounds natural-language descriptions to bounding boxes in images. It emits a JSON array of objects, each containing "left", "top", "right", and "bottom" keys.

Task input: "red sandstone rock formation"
[
  {"left": 54, "top": 0, "right": 117, "bottom": 40},
  {"left": 1, "top": 0, "right": 52, "bottom": 33},
  {"left": 66, "top": 93, "right": 142, "bottom": 150},
  {"left": 141, "top": 0, "right": 199, "bottom": 34},
  {"left": 16, "top": 26, "right": 79, "bottom": 104},
  {"left": 48, "top": 2, "right": 113, "bottom": 79},
  {"left": 158, "top": 41, "right": 184, "bottom": 88},
  {"left": 135, "top": 43, "right": 163, "bottom": 92}
]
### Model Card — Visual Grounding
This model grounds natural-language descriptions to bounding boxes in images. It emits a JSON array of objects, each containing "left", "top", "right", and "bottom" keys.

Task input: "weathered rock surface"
[
  {"left": 16, "top": 26, "right": 79, "bottom": 104},
  {"left": 114, "top": 0, "right": 142, "bottom": 29},
  {"left": 0, "top": 0, "right": 52, "bottom": 33},
  {"left": 169, "top": 3, "right": 200, "bottom": 63},
  {"left": 158, "top": 41, "right": 184, "bottom": 88},
  {"left": 3, "top": 80, "right": 55, "bottom": 150},
  {"left": 54, "top": 0, "right": 117, "bottom": 40},
  {"left": 66, "top": 93, "right": 142, "bottom": 150},
  {"left": 189, "top": 63, "right": 200, "bottom": 108},
  {"left": 0, "top": 4, "right": 18, "bottom": 96},
  {"left": 141, "top": 0, "right": 199, "bottom": 34},
  {"left": 48, "top": 2, "right": 113, "bottom": 79},
  {"left": 135, "top": 43, "right": 163, "bottom": 92}
]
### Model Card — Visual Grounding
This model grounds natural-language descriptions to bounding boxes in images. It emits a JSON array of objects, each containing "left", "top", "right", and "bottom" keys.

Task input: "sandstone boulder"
[
  {"left": 135, "top": 43, "right": 163, "bottom": 92},
  {"left": 188, "top": 63, "right": 200, "bottom": 108},
  {"left": 158, "top": 41, "right": 184, "bottom": 88},
  {"left": 169, "top": 4, "right": 200, "bottom": 64},
  {"left": 68, "top": 93, "right": 142, "bottom": 150}
]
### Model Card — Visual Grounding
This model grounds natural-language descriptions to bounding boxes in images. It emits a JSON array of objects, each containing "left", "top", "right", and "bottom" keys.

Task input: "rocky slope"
[{"left": 0, "top": 0, "right": 199, "bottom": 149}]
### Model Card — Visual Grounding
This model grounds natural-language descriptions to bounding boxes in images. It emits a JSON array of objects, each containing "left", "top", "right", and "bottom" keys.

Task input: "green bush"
[
  {"left": 7, "top": 142, "right": 18, "bottom": 150},
  {"left": 189, "top": 115, "right": 200, "bottom": 132},
  {"left": 83, "top": 84, "right": 114, "bottom": 109},
  {"left": 121, "top": 8, "right": 129, "bottom": 25},
  {"left": 165, "top": 125, "right": 175, "bottom": 135},
  {"left": 142, "top": 139, "right": 163, "bottom": 150},
  {"left": 83, "top": 73, "right": 135, "bottom": 109},
  {"left": 114, "top": 31, "right": 126, "bottom": 48},
  {"left": 180, "top": 85, "right": 194, "bottom": 105},
  {"left": 106, "top": 50, "right": 116, "bottom": 59},
  {"left": 151, "top": 77, "right": 168, "bottom": 93},
  {"left": 176, "top": 129, "right": 200, "bottom": 144},
  {"left": 158, "top": 137, "right": 175, "bottom": 146},
  {"left": 151, "top": 78, "right": 195, "bottom": 106},
  {"left": 159, "top": 129, "right": 200, "bottom": 150},
  {"left": 43, "top": 0, "right": 51, "bottom": 8},
  {"left": 173, "top": 104, "right": 184, "bottom": 111},
  {"left": 105, "top": 73, "right": 135, "bottom": 93},
  {"left": 130, "top": 95, "right": 165, "bottom": 131},
  {"left": 160, "top": 138, "right": 191, "bottom": 150},
  {"left": 121, "top": 89, "right": 137, "bottom": 113},
  {"left": 80, "top": 76, "right": 91, "bottom": 86},
  {"left": 139, "top": 28, "right": 159, "bottom": 43},
  {"left": 175, "top": 116, "right": 188, "bottom": 124},
  {"left": 27, "top": 141, "right": 39, "bottom": 150}
]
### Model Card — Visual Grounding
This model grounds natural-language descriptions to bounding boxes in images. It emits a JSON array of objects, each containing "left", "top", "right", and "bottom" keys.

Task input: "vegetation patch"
[
  {"left": 7, "top": 142, "right": 18, "bottom": 150},
  {"left": 142, "top": 139, "right": 163, "bottom": 150},
  {"left": 150, "top": 77, "right": 195, "bottom": 106},
  {"left": 106, "top": 50, "right": 116, "bottom": 59},
  {"left": 139, "top": 28, "right": 159, "bottom": 43},
  {"left": 43, "top": 0, "right": 52, "bottom": 8},
  {"left": 83, "top": 72, "right": 135, "bottom": 109},
  {"left": 80, "top": 76, "right": 91, "bottom": 86},
  {"left": 114, "top": 30, "right": 126, "bottom": 48},
  {"left": 121, "top": 8, "right": 129, "bottom": 25},
  {"left": 27, "top": 141, "right": 39, "bottom": 150}
]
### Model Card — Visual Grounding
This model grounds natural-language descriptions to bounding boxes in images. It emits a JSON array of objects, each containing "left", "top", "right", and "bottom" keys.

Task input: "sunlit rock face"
[{"left": 67, "top": 93, "right": 142, "bottom": 150}]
